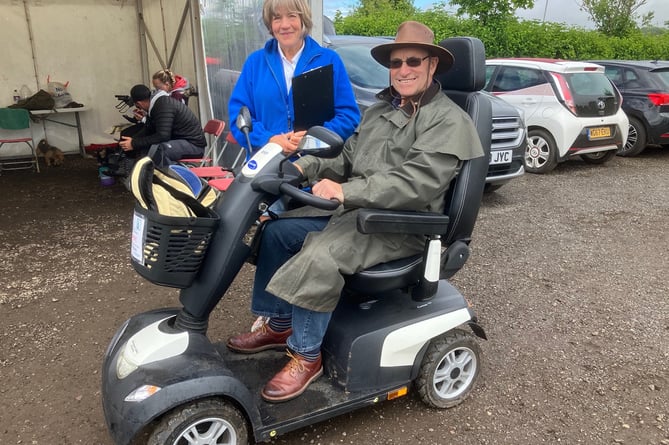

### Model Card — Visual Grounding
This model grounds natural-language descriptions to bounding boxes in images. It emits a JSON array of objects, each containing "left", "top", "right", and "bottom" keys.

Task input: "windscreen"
[
  {"left": 650, "top": 68, "right": 669, "bottom": 88},
  {"left": 564, "top": 72, "right": 619, "bottom": 117}
]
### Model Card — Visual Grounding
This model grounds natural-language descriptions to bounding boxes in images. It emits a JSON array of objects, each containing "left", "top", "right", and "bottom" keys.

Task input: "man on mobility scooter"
[
  {"left": 101, "top": 21, "right": 493, "bottom": 443},
  {"left": 227, "top": 20, "right": 484, "bottom": 403}
]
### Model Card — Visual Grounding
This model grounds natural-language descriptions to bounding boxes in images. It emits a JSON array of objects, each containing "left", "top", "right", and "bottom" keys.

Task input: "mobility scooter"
[{"left": 101, "top": 37, "right": 492, "bottom": 445}]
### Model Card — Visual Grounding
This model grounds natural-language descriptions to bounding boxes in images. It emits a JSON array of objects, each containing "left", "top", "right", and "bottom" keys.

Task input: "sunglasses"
[{"left": 388, "top": 55, "right": 430, "bottom": 69}]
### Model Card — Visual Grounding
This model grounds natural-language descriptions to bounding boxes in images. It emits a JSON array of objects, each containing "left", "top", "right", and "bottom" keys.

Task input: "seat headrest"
[{"left": 435, "top": 37, "right": 486, "bottom": 92}]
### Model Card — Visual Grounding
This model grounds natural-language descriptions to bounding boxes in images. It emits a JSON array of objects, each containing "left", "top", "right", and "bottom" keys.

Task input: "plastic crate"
[{"left": 130, "top": 204, "right": 219, "bottom": 288}]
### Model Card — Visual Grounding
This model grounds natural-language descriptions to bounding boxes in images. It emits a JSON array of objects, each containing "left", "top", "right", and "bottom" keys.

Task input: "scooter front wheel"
[
  {"left": 147, "top": 398, "right": 249, "bottom": 445},
  {"left": 416, "top": 329, "right": 482, "bottom": 409}
]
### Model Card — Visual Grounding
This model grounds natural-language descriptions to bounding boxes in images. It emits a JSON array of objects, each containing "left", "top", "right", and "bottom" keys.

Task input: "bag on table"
[
  {"left": 47, "top": 76, "right": 73, "bottom": 108},
  {"left": 8, "top": 89, "right": 55, "bottom": 111}
]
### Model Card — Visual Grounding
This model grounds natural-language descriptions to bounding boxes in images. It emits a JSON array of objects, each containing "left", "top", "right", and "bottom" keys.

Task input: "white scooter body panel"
[
  {"left": 380, "top": 307, "right": 471, "bottom": 367},
  {"left": 241, "top": 143, "right": 283, "bottom": 178},
  {"left": 116, "top": 316, "right": 188, "bottom": 379}
]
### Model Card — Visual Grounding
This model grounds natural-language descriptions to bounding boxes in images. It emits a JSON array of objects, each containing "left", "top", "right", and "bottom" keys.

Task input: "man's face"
[
  {"left": 388, "top": 48, "right": 437, "bottom": 99},
  {"left": 135, "top": 99, "right": 150, "bottom": 112}
]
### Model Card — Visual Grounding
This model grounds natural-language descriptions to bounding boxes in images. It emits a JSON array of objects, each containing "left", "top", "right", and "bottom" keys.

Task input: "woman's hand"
[
  {"left": 312, "top": 179, "right": 344, "bottom": 203},
  {"left": 270, "top": 130, "right": 307, "bottom": 155}
]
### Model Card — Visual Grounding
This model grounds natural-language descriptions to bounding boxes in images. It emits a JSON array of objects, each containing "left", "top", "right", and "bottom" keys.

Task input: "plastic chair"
[
  {"left": 190, "top": 132, "right": 244, "bottom": 192},
  {"left": 0, "top": 108, "right": 40, "bottom": 173},
  {"left": 179, "top": 119, "right": 226, "bottom": 167}
]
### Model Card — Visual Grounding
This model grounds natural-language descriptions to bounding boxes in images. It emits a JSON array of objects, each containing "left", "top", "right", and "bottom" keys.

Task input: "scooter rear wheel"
[
  {"left": 416, "top": 329, "right": 482, "bottom": 409},
  {"left": 147, "top": 398, "right": 249, "bottom": 445}
]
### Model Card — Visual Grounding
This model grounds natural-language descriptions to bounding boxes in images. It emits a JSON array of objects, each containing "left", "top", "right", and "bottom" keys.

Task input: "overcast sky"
[{"left": 324, "top": 0, "right": 669, "bottom": 29}]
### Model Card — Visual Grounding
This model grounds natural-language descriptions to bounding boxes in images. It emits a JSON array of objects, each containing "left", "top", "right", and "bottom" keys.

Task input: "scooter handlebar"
[{"left": 279, "top": 183, "right": 341, "bottom": 211}]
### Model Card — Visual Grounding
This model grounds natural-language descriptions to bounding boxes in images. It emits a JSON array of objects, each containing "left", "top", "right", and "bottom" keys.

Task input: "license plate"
[
  {"left": 588, "top": 127, "right": 611, "bottom": 140},
  {"left": 490, "top": 149, "right": 513, "bottom": 165}
]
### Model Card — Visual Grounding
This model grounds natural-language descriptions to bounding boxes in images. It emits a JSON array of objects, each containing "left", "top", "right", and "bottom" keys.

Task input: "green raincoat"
[{"left": 265, "top": 83, "right": 484, "bottom": 312}]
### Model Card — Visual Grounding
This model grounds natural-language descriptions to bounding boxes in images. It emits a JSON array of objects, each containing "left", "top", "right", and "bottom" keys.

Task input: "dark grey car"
[{"left": 587, "top": 60, "right": 669, "bottom": 156}]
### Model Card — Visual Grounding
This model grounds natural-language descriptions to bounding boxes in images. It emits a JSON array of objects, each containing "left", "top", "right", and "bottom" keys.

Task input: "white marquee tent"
[{"left": 0, "top": 0, "right": 324, "bottom": 158}]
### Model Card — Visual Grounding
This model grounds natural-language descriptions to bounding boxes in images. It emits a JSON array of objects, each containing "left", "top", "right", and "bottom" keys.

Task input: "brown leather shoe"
[
  {"left": 261, "top": 351, "right": 323, "bottom": 403},
  {"left": 227, "top": 321, "right": 292, "bottom": 354}
]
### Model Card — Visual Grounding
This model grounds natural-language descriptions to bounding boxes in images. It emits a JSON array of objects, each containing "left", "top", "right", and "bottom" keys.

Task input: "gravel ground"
[{"left": 0, "top": 149, "right": 667, "bottom": 444}]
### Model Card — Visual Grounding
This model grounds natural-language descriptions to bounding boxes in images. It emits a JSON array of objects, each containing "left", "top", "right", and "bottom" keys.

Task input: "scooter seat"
[{"left": 344, "top": 254, "right": 422, "bottom": 295}]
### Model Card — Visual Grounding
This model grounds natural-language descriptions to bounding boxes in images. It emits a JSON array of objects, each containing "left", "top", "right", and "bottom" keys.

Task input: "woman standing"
[{"left": 228, "top": 0, "right": 360, "bottom": 155}]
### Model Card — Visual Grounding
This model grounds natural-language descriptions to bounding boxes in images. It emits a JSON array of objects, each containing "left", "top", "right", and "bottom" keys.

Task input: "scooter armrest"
[{"left": 357, "top": 209, "right": 449, "bottom": 235}]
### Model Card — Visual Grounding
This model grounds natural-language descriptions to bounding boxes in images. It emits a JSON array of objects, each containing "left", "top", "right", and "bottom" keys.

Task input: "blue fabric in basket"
[{"left": 169, "top": 164, "right": 203, "bottom": 197}]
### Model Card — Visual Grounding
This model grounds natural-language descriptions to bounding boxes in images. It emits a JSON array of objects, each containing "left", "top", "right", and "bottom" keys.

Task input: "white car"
[{"left": 484, "top": 58, "right": 629, "bottom": 173}]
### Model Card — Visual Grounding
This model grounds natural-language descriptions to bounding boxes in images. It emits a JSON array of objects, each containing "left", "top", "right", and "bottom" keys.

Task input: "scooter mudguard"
[
  {"left": 324, "top": 280, "right": 474, "bottom": 392},
  {"left": 101, "top": 308, "right": 260, "bottom": 445}
]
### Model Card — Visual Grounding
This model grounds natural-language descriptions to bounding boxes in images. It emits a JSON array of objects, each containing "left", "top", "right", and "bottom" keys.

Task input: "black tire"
[
  {"left": 147, "top": 399, "right": 249, "bottom": 445},
  {"left": 484, "top": 183, "right": 504, "bottom": 193},
  {"left": 581, "top": 149, "right": 617, "bottom": 164},
  {"left": 618, "top": 116, "right": 647, "bottom": 157},
  {"left": 415, "top": 329, "right": 482, "bottom": 409},
  {"left": 525, "top": 129, "right": 558, "bottom": 174}
]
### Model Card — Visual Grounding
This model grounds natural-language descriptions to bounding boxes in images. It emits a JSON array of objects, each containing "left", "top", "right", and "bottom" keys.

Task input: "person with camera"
[{"left": 118, "top": 84, "right": 206, "bottom": 166}]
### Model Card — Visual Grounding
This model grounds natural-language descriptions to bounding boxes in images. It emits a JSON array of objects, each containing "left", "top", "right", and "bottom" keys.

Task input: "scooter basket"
[{"left": 130, "top": 204, "right": 219, "bottom": 288}]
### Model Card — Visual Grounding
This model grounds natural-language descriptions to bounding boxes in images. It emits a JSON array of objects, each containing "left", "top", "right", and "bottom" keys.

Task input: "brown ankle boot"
[
  {"left": 261, "top": 350, "right": 323, "bottom": 403},
  {"left": 227, "top": 321, "right": 292, "bottom": 354}
]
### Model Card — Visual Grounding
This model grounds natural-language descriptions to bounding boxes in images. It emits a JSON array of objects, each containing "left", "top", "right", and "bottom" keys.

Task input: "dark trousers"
[{"left": 252, "top": 217, "right": 333, "bottom": 353}]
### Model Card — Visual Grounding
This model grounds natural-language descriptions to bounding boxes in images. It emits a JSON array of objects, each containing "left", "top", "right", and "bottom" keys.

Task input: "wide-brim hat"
[{"left": 371, "top": 21, "right": 454, "bottom": 74}]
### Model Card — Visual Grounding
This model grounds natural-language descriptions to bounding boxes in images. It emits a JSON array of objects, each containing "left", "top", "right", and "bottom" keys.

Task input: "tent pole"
[
  {"left": 167, "top": 1, "right": 191, "bottom": 69},
  {"left": 190, "top": 0, "right": 212, "bottom": 123},
  {"left": 22, "top": 0, "right": 41, "bottom": 91},
  {"left": 136, "top": 0, "right": 150, "bottom": 84}
]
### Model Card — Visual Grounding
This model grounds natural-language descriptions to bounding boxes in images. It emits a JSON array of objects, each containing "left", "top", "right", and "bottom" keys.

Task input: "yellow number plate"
[{"left": 588, "top": 127, "right": 612, "bottom": 140}]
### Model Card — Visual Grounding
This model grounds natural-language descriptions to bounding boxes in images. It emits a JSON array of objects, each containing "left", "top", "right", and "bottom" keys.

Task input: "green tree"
[
  {"left": 448, "top": 0, "right": 534, "bottom": 25},
  {"left": 350, "top": 0, "right": 417, "bottom": 16},
  {"left": 579, "top": 0, "right": 654, "bottom": 36}
]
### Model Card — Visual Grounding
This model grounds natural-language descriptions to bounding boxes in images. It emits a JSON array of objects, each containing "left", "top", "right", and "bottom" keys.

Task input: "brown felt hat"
[{"left": 371, "top": 21, "right": 454, "bottom": 74}]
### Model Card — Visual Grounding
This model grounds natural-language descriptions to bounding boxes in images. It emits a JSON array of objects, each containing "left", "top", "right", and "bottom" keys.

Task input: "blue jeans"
[
  {"left": 149, "top": 140, "right": 204, "bottom": 166},
  {"left": 252, "top": 217, "right": 331, "bottom": 354}
]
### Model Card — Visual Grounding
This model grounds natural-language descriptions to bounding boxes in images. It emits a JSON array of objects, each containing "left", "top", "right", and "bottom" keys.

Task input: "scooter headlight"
[{"left": 116, "top": 342, "right": 138, "bottom": 379}]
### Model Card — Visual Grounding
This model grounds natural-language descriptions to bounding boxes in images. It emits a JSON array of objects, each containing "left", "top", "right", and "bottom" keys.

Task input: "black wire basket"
[{"left": 130, "top": 204, "right": 219, "bottom": 288}]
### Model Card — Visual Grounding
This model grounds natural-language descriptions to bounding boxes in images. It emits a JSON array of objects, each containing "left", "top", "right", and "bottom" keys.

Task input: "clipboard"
[{"left": 292, "top": 64, "right": 334, "bottom": 131}]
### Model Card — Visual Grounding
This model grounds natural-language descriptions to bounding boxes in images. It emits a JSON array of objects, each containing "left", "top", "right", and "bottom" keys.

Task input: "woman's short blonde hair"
[{"left": 262, "top": 0, "right": 312, "bottom": 38}]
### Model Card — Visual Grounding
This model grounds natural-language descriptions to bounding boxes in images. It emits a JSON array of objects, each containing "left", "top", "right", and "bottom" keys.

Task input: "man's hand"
[
  {"left": 132, "top": 108, "right": 146, "bottom": 121},
  {"left": 312, "top": 179, "right": 344, "bottom": 203},
  {"left": 119, "top": 136, "right": 133, "bottom": 151}
]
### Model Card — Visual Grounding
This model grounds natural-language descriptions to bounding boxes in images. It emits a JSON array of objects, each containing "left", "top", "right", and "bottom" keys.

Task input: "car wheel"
[
  {"left": 415, "top": 329, "right": 482, "bottom": 409},
  {"left": 148, "top": 399, "right": 249, "bottom": 445},
  {"left": 581, "top": 149, "right": 617, "bottom": 164},
  {"left": 618, "top": 116, "right": 647, "bottom": 157},
  {"left": 525, "top": 129, "right": 558, "bottom": 174}
]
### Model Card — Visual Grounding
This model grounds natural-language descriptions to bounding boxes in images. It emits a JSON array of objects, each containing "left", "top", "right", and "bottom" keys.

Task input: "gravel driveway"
[{"left": 0, "top": 148, "right": 667, "bottom": 444}]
